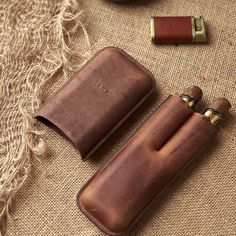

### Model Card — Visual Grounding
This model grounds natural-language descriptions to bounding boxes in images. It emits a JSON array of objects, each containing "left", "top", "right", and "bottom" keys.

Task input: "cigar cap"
[
  {"left": 183, "top": 86, "right": 203, "bottom": 103},
  {"left": 208, "top": 98, "right": 231, "bottom": 114}
]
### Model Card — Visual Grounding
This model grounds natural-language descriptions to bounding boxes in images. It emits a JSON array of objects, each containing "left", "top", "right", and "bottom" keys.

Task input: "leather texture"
[
  {"left": 153, "top": 16, "right": 193, "bottom": 43},
  {"left": 35, "top": 47, "right": 155, "bottom": 160},
  {"left": 77, "top": 95, "right": 216, "bottom": 235}
]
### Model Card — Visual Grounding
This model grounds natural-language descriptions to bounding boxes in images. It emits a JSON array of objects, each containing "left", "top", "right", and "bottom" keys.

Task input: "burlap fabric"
[
  {"left": 4, "top": 0, "right": 236, "bottom": 235},
  {"left": 0, "top": 0, "right": 91, "bottom": 232}
]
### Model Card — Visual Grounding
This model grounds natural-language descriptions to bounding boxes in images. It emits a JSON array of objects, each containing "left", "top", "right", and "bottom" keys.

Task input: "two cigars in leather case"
[
  {"left": 77, "top": 87, "right": 230, "bottom": 235},
  {"left": 35, "top": 47, "right": 231, "bottom": 235}
]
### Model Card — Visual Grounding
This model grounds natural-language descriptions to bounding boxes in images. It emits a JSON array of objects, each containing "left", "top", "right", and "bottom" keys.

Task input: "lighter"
[{"left": 150, "top": 16, "right": 207, "bottom": 44}]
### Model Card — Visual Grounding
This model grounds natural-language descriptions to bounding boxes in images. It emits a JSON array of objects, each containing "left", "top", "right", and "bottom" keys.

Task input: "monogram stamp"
[{"left": 95, "top": 80, "right": 109, "bottom": 93}]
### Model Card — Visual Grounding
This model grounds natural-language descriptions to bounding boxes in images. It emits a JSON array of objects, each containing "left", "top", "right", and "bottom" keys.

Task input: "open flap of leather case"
[{"left": 35, "top": 47, "right": 155, "bottom": 160}]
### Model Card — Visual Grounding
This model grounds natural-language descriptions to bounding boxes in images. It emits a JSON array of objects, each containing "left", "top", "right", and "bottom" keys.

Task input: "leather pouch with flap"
[{"left": 35, "top": 47, "right": 155, "bottom": 160}]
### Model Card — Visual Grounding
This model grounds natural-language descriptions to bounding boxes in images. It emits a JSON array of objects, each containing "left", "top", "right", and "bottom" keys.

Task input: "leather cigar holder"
[
  {"left": 77, "top": 95, "right": 216, "bottom": 235},
  {"left": 35, "top": 47, "right": 155, "bottom": 160}
]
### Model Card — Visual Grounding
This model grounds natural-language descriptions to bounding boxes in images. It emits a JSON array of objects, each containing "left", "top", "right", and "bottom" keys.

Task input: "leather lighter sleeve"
[
  {"left": 35, "top": 47, "right": 155, "bottom": 160},
  {"left": 153, "top": 16, "right": 192, "bottom": 43},
  {"left": 77, "top": 95, "right": 216, "bottom": 235},
  {"left": 150, "top": 16, "right": 207, "bottom": 44}
]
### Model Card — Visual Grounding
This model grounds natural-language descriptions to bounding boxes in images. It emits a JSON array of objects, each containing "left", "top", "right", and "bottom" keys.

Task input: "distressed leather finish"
[
  {"left": 35, "top": 47, "right": 155, "bottom": 160},
  {"left": 77, "top": 95, "right": 216, "bottom": 235},
  {"left": 153, "top": 16, "right": 193, "bottom": 43}
]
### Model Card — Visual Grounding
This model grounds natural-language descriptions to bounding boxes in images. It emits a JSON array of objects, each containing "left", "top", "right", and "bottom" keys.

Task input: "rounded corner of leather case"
[
  {"left": 100, "top": 46, "right": 156, "bottom": 90},
  {"left": 101, "top": 46, "right": 122, "bottom": 54},
  {"left": 147, "top": 72, "right": 156, "bottom": 91},
  {"left": 76, "top": 190, "right": 105, "bottom": 234},
  {"left": 77, "top": 181, "right": 132, "bottom": 236},
  {"left": 76, "top": 189, "right": 84, "bottom": 211}
]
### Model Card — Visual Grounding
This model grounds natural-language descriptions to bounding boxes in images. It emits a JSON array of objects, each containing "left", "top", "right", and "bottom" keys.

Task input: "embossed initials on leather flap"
[{"left": 95, "top": 80, "right": 109, "bottom": 93}]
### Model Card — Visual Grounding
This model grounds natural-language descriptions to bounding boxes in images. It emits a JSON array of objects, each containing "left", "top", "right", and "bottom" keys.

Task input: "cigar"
[
  {"left": 135, "top": 86, "right": 202, "bottom": 150},
  {"left": 203, "top": 98, "right": 231, "bottom": 125},
  {"left": 180, "top": 85, "right": 203, "bottom": 107}
]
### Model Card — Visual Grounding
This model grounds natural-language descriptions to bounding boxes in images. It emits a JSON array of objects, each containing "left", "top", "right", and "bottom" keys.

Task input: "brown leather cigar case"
[
  {"left": 35, "top": 47, "right": 155, "bottom": 160},
  {"left": 150, "top": 16, "right": 207, "bottom": 44},
  {"left": 77, "top": 95, "right": 216, "bottom": 235}
]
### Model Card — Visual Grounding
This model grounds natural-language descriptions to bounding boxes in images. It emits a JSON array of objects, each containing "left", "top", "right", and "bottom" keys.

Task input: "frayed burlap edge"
[{"left": 0, "top": 0, "right": 90, "bottom": 232}]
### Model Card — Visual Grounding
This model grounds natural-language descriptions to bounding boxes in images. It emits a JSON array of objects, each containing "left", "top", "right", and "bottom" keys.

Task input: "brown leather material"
[
  {"left": 77, "top": 95, "right": 216, "bottom": 235},
  {"left": 153, "top": 16, "right": 193, "bottom": 43},
  {"left": 35, "top": 47, "right": 155, "bottom": 160}
]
